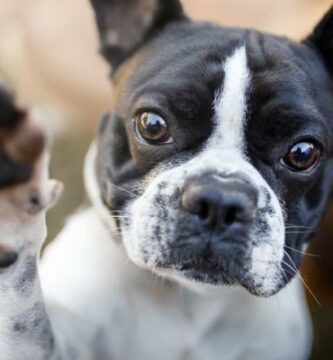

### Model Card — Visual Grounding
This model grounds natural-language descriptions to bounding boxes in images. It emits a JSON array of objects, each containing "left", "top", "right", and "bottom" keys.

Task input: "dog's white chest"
[
  {"left": 103, "top": 287, "right": 225, "bottom": 359},
  {"left": 40, "top": 209, "right": 312, "bottom": 360}
]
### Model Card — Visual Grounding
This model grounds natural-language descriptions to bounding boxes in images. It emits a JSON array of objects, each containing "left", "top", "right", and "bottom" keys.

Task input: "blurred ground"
[{"left": 0, "top": 0, "right": 332, "bottom": 358}]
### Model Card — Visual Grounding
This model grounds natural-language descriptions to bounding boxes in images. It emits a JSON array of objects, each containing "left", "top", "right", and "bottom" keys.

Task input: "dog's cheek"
[
  {"left": 121, "top": 193, "right": 171, "bottom": 269},
  {"left": 120, "top": 201, "right": 150, "bottom": 269},
  {"left": 122, "top": 165, "right": 189, "bottom": 270},
  {"left": 247, "top": 186, "right": 285, "bottom": 295},
  {"left": 97, "top": 113, "right": 148, "bottom": 217},
  {"left": 284, "top": 166, "right": 333, "bottom": 252}
]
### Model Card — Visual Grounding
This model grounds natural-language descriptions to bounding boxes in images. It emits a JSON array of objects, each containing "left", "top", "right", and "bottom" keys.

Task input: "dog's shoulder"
[{"left": 40, "top": 208, "right": 117, "bottom": 316}]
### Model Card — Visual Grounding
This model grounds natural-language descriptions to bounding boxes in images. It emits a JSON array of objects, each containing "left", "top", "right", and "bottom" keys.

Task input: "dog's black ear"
[
  {"left": 305, "top": 6, "right": 333, "bottom": 71},
  {"left": 89, "top": 0, "right": 185, "bottom": 72}
]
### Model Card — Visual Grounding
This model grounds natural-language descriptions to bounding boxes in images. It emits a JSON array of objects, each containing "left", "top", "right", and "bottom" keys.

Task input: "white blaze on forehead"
[{"left": 212, "top": 46, "right": 250, "bottom": 152}]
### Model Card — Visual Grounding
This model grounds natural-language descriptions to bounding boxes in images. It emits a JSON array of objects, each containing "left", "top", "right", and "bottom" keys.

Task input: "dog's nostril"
[
  {"left": 199, "top": 202, "right": 246, "bottom": 228},
  {"left": 197, "top": 200, "right": 210, "bottom": 221},
  {"left": 181, "top": 190, "right": 216, "bottom": 225},
  {"left": 224, "top": 206, "right": 240, "bottom": 226},
  {"left": 0, "top": 250, "right": 18, "bottom": 268}
]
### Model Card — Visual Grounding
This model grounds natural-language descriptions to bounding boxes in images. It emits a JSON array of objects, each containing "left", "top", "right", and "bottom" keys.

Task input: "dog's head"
[{"left": 89, "top": 1, "right": 333, "bottom": 296}]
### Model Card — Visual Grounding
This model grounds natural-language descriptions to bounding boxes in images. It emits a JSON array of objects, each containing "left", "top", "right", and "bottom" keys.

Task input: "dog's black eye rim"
[
  {"left": 281, "top": 140, "right": 323, "bottom": 172},
  {"left": 134, "top": 111, "right": 173, "bottom": 145}
]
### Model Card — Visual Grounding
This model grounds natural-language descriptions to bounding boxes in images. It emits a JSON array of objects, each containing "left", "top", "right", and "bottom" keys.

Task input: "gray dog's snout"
[{"left": 181, "top": 177, "right": 258, "bottom": 231}]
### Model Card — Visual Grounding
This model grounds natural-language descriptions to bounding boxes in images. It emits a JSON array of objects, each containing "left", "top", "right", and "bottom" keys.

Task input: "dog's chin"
[
  {"left": 149, "top": 260, "right": 285, "bottom": 298},
  {"left": 123, "top": 241, "right": 286, "bottom": 297}
]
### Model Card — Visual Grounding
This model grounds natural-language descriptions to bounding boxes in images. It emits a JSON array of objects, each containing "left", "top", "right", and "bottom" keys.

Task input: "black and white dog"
[{"left": 1, "top": 1, "right": 333, "bottom": 359}]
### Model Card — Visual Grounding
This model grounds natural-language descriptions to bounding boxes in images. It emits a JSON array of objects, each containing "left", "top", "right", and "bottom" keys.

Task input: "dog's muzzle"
[{"left": 154, "top": 175, "right": 261, "bottom": 282}]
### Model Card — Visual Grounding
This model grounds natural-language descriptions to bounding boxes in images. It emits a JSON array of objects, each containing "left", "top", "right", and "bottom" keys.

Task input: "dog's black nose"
[{"left": 181, "top": 177, "right": 258, "bottom": 230}]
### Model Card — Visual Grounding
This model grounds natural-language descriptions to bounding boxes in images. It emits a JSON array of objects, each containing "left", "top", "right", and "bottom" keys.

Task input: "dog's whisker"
[
  {"left": 285, "top": 230, "right": 317, "bottom": 235},
  {"left": 285, "top": 227, "right": 317, "bottom": 231},
  {"left": 281, "top": 254, "right": 322, "bottom": 307},
  {"left": 252, "top": 254, "right": 322, "bottom": 306},
  {"left": 112, "top": 183, "right": 140, "bottom": 197},
  {"left": 108, "top": 210, "right": 128, "bottom": 216},
  {"left": 284, "top": 228, "right": 316, "bottom": 232},
  {"left": 285, "top": 224, "right": 316, "bottom": 229},
  {"left": 292, "top": 272, "right": 321, "bottom": 307},
  {"left": 282, "top": 251, "right": 299, "bottom": 274},
  {"left": 280, "top": 266, "right": 291, "bottom": 285},
  {"left": 284, "top": 245, "right": 321, "bottom": 258}
]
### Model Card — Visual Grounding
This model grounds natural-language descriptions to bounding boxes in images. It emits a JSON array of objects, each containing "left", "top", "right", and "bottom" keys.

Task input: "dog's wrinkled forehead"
[
  {"left": 89, "top": 1, "right": 333, "bottom": 157},
  {"left": 108, "top": 25, "right": 332, "bottom": 167}
]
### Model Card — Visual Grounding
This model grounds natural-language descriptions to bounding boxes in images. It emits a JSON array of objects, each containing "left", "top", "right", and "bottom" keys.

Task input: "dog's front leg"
[
  {"left": 0, "top": 110, "right": 65, "bottom": 359},
  {"left": 0, "top": 89, "right": 105, "bottom": 359},
  {"left": 0, "top": 170, "right": 63, "bottom": 359}
]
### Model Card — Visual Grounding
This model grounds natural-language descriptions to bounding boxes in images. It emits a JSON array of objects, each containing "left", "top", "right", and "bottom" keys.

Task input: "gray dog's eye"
[
  {"left": 135, "top": 112, "right": 173, "bottom": 145},
  {"left": 281, "top": 141, "right": 322, "bottom": 172}
]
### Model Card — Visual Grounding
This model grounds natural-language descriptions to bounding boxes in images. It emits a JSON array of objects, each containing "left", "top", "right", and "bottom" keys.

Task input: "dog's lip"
[
  {"left": 175, "top": 257, "right": 237, "bottom": 286},
  {"left": 178, "top": 253, "right": 222, "bottom": 271},
  {"left": 158, "top": 243, "right": 248, "bottom": 271},
  {"left": 156, "top": 256, "right": 222, "bottom": 272}
]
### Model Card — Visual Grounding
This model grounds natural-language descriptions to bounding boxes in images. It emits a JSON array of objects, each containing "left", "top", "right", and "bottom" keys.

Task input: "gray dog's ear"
[
  {"left": 89, "top": 0, "right": 185, "bottom": 72},
  {"left": 305, "top": 6, "right": 333, "bottom": 71}
]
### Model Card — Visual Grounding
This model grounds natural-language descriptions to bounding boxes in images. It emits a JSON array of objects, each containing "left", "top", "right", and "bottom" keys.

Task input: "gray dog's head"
[{"left": 89, "top": 0, "right": 333, "bottom": 296}]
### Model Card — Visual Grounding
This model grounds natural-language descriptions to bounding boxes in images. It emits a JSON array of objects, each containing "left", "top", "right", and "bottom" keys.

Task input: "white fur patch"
[{"left": 212, "top": 46, "right": 250, "bottom": 151}]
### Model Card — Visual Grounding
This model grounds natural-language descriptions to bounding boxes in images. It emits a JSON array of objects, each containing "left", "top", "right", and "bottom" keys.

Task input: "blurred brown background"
[{"left": 0, "top": 0, "right": 332, "bottom": 358}]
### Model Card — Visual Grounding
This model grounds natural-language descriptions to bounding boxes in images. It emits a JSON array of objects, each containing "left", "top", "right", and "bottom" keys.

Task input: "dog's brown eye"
[
  {"left": 282, "top": 141, "right": 321, "bottom": 171},
  {"left": 136, "top": 112, "right": 172, "bottom": 145}
]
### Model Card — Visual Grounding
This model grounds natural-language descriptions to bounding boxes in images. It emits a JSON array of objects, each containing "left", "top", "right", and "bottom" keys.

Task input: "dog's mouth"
[
  {"left": 177, "top": 258, "right": 236, "bottom": 286},
  {"left": 148, "top": 238, "right": 286, "bottom": 297},
  {"left": 155, "top": 243, "right": 252, "bottom": 287}
]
